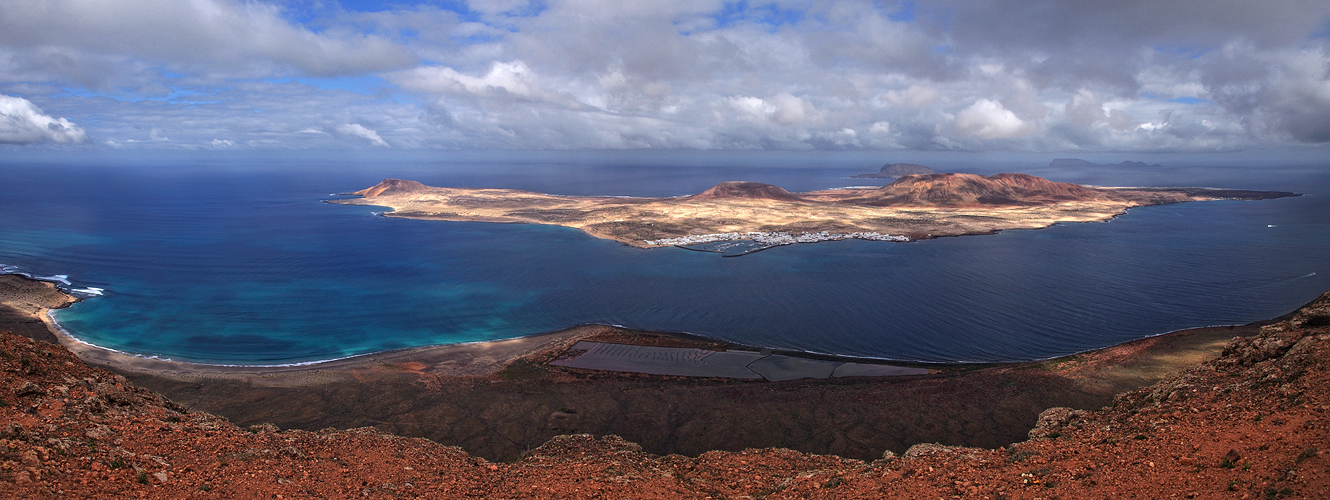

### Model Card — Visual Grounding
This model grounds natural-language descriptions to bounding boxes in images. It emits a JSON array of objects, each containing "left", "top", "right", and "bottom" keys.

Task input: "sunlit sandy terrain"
[{"left": 333, "top": 173, "right": 1296, "bottom": 249}]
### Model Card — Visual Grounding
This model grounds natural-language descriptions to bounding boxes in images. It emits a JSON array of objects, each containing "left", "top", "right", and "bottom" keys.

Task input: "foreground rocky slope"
[{"left": 4, "top": 292, "right": 1328, "bottom": 498}]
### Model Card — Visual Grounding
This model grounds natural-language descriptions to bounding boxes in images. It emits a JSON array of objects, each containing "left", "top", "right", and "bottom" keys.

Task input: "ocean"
[{"left": 2, "top": 151, "right": 1326, "bottom": 364}]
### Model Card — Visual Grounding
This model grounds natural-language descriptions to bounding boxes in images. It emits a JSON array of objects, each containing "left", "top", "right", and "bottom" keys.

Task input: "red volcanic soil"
[
  {"left": 853, "top": 172, "right": 1109, "bottom": 207},
  {"left": 684, "top": 181, "right": 806, "bottom": 202},
  {"left": 3, "top": 292, "right": 1329, "bottom": 498},
  {"left": 353, "top": 179, "right": 431, "bottom": 197}
]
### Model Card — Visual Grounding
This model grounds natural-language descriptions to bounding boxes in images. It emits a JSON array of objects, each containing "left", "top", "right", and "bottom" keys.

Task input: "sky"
[{"left": 1, "top": 0, "right": 1328, "bottom": 155}]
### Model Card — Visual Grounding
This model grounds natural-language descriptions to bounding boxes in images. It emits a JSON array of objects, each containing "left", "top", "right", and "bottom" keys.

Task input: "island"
[
  {"left": 851, "top": 162, "right": 936, "bottom": 178},
  {"left": 1050, "top": 158, "right": 1164, "bottom": 168},
  {"left": 331, "top": 173, "right": 1297, "bottom": 255}
]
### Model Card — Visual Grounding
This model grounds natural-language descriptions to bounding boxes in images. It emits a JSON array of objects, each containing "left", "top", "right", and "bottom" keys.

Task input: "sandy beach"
[
  {"left": 34, "top": 297, "right": 932, "bottom": 386},
  {"left": 9, "top": 273, "right": 605, "bottom": 385},
  {"left": 44, "top": 313, "right": 608, "bottom": 386}
]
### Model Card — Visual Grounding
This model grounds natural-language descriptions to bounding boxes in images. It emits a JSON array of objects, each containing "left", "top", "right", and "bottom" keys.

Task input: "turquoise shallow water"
[{"left": 2, "top": 153, "right": 1327, "bottom": 364}]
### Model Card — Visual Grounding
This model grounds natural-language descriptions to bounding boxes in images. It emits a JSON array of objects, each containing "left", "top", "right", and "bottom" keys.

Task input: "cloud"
[
  {"left": 882, "top": 86, "right": 942, "bottom": 109},
  {"left": 1202, "top": 44, "right": 1330, "bottom": 143},
  {"left": 391, "top": 61, "right": 584, "bottom": 108},
  {"left": 939, "top": 0, "right": 1330, "bottom": 51},
  {"left": 0, "top": 94, "right": 88, "bottom": 144},
  {"left": 1065, "top": 90, "right": 1135, "bottom": 130},
  {"left": 0, "top": 0, "right": 416, "bottom": 88},
  {"left": 953, "top": 99, "right": 1038, "bottom": 139},
  {"left": 334, "top": 123, "right": 389, "bottom": 147},
  {"left": 812, "top": 127, "right": 861, "bottom": 148},
  {"left": 39, "top": 81, "right": 426, "bottom": 150},
  {"left": 1, "top": 1, "right": 1327, "bottom": 152},
  {"left": 727, "top": 94, "right": 818, "bottom": 125}
]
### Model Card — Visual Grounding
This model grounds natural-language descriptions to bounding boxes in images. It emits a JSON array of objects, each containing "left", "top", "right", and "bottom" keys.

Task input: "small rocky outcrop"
[
  {"left": 852, "top": 163, "right": 935, "bottom": 178},
  {"left": 1026, "top": 407, "right": 1088, "bottom": 440},
  {"left": 685, "top": 181, "right": 805, "bottom": 202},
  {"left": 352, "top": 179, "right": 430, "bottom": 197}
]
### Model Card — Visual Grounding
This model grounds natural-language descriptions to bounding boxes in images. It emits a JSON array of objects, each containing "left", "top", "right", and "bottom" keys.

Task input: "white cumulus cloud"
[
  {"left": 0, "top": 94, "right": 88, "bottom": 144},
  {"left": 0, "top": 0, "right": 415, "bottom": 82},
  {"left": 953, "top": 99, "right": 1038, "bottom": 139},
  {"left": 334, "top": 123, "right": 389, "bottom": 147},
  {"left": 392, "top": 61, "right": 584, "bottom": 108},
  {"left": 726, "top": 93, "right": 817, "bottom": 125}
]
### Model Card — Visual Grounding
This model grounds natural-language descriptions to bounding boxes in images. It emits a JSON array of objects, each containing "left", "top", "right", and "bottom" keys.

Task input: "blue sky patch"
[
  {"left": 708, "top": 1, "right": 806, "bottom": 32},
  {"left": 888, "top": 1, "right": 916, "bottom": 22}
]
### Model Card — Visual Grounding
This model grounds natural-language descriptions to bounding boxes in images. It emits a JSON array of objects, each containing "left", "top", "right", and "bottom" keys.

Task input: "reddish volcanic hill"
[
  {"left": 852, "top": 172, "right": 1107, "bottom": 207},
  {"left": 353, "top": 179, "right": 430, "bottom": 197},
  {"left": 684, "top": 181, "right": 805, "bottom": 202}
]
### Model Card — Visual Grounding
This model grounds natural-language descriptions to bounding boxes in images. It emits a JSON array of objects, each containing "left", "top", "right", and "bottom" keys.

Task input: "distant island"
[
  {"left": 332, "top": 173, "right": 1296, "bottom": 254},
  {"left": 1050, "top": 158, "right": 1163, "bottom": 168},
  {"left": 851, "top": 162, "right": 935, "bottom": 178}
]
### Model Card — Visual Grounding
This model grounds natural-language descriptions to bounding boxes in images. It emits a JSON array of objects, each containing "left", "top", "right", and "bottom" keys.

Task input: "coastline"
[
  {"left": 40, "top": 307, "right": 939, "bottom": 385},
  {"left": 3, "top": 271, "right": 1284, "bottom": 383},
  {"left": 41, "top": 309, "right": 608, "bottom": 386},
  {"left": 4, "top": 272, "right": 1305, "bottom": 461},
  {"left": 0, "top": 273, "right": 78, "bottom": 344}
]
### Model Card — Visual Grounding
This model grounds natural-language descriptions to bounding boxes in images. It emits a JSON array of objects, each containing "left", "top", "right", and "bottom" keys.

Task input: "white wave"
[
  {"left": 4, "top": 265, "right": 108, "bottom": 299},
  {"left": 36, "top": 274, "right": 71, "bottom": 285}
]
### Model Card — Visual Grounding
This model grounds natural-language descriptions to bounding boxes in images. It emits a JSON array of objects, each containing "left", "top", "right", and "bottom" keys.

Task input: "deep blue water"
[{"left": 1, "top": 152, "right": 1327, "bottom": 364}]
